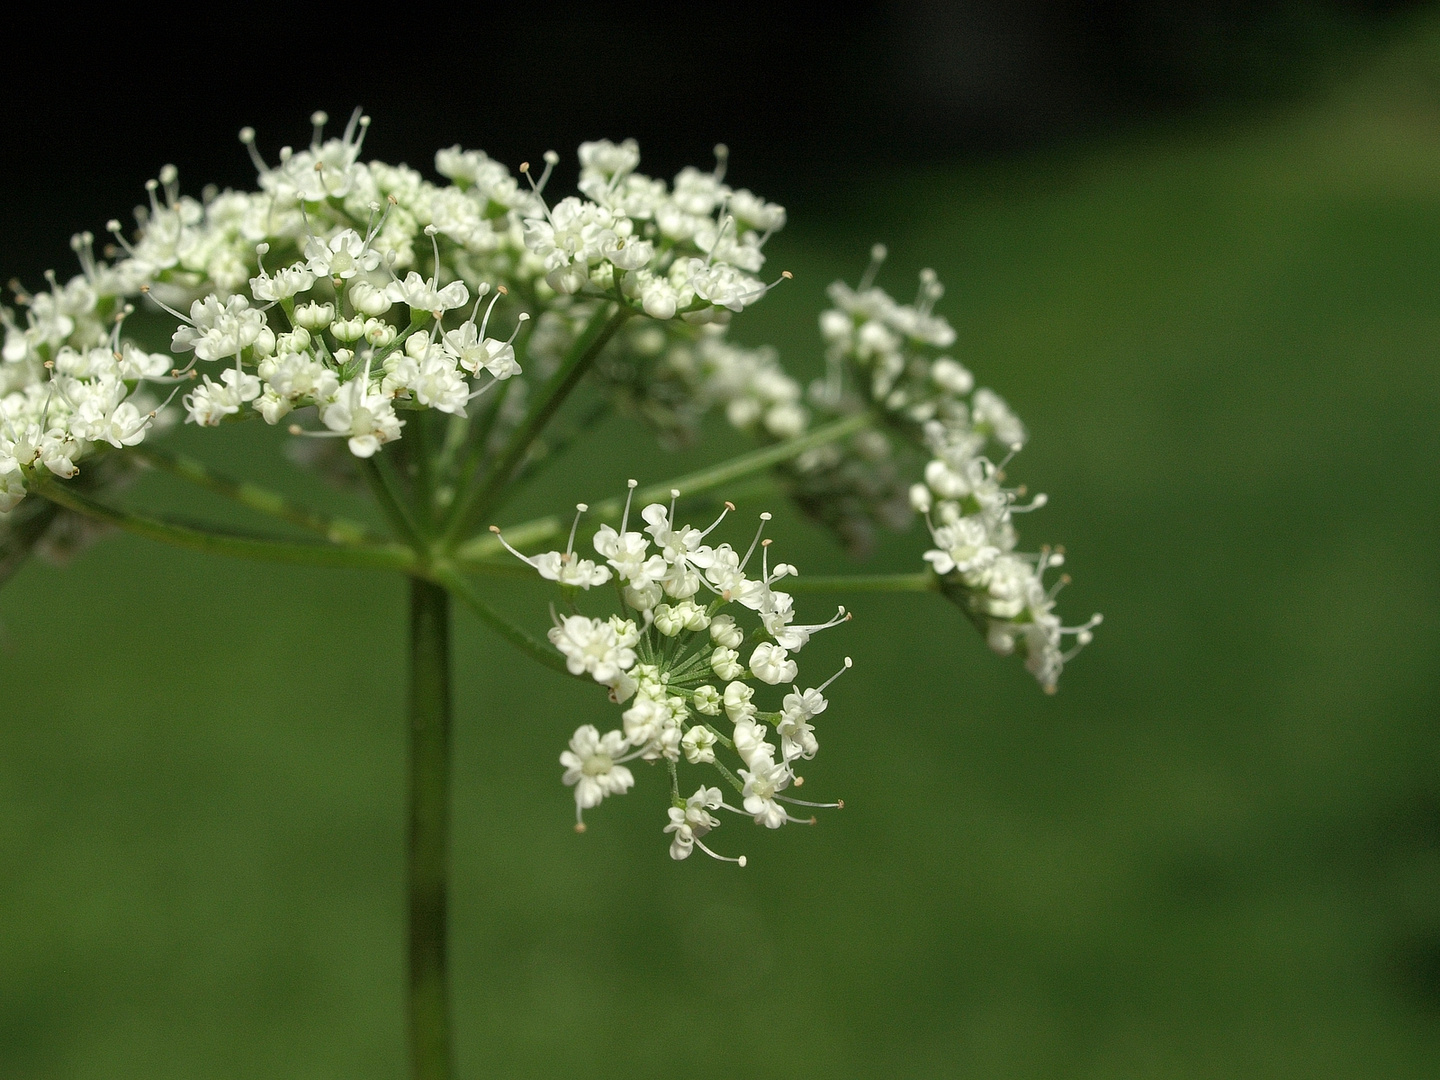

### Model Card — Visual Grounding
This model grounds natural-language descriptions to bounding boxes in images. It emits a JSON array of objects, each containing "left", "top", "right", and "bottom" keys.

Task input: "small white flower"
[
  {"left": 305, "top": 230, "right": 380, "bottom": 280},
  {"left": 320, "top": 374, "right": 403, "bottom": 457},
  {"left": 385, "top": 271, "right": 470, "bottom": 313},
  {"left": 691, "top": 685, "right": 722, "bottom": 716},
  {"left": 749, "top": 642, "right": 797, "bottom": 685},
  {"left": 548, "top": 614, "right": 638, "bottom": 686},
  {"left": 740, "top": 755, "right": 793, "bottom": 829},
  {"left": 681, "top": 724, "right": 718, "bottom": 765},
  {"left": 560, "top": 725, "right": 635, "bottom": 825},
  {"left": 442, "top": 322, "right": 521, "bottom": 379},
  {"left": 708, "top": 613, "right": 745, "bottom": 649},
  {"left": 663, "top": 785, "right": 723, "bottom": 860},
  {"left": 732, "top": 717, "right": 771, "bottom": 769},
  {"left": 723, "top": 680, "right": 756, "bottom": 723},
  {"left": 710, "top": 647, "right": 745, "bottom": 681}
]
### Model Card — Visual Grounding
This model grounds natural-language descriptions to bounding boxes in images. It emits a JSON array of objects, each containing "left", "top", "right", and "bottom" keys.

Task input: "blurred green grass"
[{"left": 5, "top": 16, "right": 1440, "bottom": 1080}]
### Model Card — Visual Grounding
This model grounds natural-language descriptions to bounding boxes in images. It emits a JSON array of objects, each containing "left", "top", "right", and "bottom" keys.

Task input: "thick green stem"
[
  {"left": 407, "top": 577, "right": 453, "bottom": 1080},
  {"left": 454, "top": 411, "right": 874, "bottom": 561}
]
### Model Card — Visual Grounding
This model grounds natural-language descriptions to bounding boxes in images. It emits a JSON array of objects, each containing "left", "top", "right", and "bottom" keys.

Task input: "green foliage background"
[{"left": 4, "top": 18, "right": 1440, "bottom": 1080}]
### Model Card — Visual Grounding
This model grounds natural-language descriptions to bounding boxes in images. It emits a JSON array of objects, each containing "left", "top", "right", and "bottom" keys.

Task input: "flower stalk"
[{"left": 407, "top": 576, "right": 453, "bottom": 1080}]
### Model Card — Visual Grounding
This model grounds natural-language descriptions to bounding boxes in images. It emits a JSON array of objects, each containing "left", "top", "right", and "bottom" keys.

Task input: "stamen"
[
  {"left": 499, "top": 311, "right": 530, "bottom": 348},
  {"left": 310, "top": 110, "right": 328, "bottom": 149},
  {"left": 137, "top": 284, "right": 193, "bottom": 325},
  {"left": 466, "top": 281, "right": 493, "bottom": 325},
  {"left": 915, "top": 268, "right": 942, "bottom": 313},
  {"left": 778, "top": 795, "right": 844, "bottom": 809},
  {"left": 705, "top": 213, "right": 734, "bottom": 267},
  {"left": 425, "top": 225, "right": 443, "bottom": 285},
  {"left": 668, "top": 487, "right": 679, "bottom": 523},
  {"left": 364, "top": 196, "right": 395, "bottom": 245},
  {"left": 712, "top": 142, "right": 729, "bottom": 183},
  {"left": 536, "top": 150, "right": 559, "bottom": 193},
  {"left": 697, "top": 500, "right": 734, "bottom": 539},
  {"left": 565, "top": 503, "right": 588, "bottom": 558},
  {"left": 348, "top": 110, "right": 372, "bottom": 156},
  {"left": 739, "top": 512, "right": 771, "bottom": 570},
  {"left": 694, "top": 836, "right": 746, "bottom": 866},
  {"left": 788, "top": 607, "right": 851, "bottom": 638},
  {"left": 238, "top": 126, "right": 268, "bottom": 174},
  {"left": 488, "top": 525, "right": 541, "bottom": 570},
  {"left": 104, "top": 220, "right": 140, "bottom": 261},
  {"left": 815, "top": 656, "right": 853, "bottom": 694},
  {"left": 477, "top": 285, "right": 505, "bottom": 338},
  {"left": 70, "top": 231, "right": 97, "bottom": 280},
  {"left": 287, "top": 424, "right": 346, "bottom": 440},
  {"left": 858, "top": 243, "right": 887, "bottom": 291},
  {"left": 620, "top": 478, "right": 638, "bottom": 533},
  {"left": 994, "top": 442, "right": 1023, "bottom": 473},
  {"left": 466, "top": 376, "right": 501, "bottom": 402}
]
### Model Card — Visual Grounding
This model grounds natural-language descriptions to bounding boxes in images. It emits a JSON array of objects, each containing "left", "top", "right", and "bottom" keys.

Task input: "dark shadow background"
[{"left": 0, "top": 1, "right": 1419, "bottom": 282}]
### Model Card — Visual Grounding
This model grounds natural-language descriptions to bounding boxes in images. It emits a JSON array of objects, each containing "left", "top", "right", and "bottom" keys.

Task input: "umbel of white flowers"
[
  {"left": 494, "top": 484, "right": 850, "bottom": 865},
  {"left": 1, "top": 110, "right": 1099, "bottom": 856}
]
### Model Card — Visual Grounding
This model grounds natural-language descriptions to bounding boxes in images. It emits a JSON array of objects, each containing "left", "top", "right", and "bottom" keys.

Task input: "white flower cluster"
[
  {"left": 523, "top": 137, "right": 785, "bottom": 319},
  {"left": 818, "top": 249, "right": 1102, "bottom": 690},
  {"left": 497, "top": 482, "right": 849, "bottom": 864},
  {"left": 1, "top": 242, "right": 171, "bottom": 512},
  {"left": 0, "top": 114, "right": 790, "bottom": 518}
]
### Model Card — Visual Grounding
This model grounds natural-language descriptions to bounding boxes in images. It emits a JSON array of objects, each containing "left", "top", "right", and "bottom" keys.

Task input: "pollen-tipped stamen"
[{"left": 488, "top": 525, "right": 541, "bottom": 570}]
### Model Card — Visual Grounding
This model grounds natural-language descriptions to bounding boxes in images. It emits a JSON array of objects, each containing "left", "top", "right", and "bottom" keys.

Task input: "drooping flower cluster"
[
  {"left": 496, "top": 482, "right": 849, "bottom": 864},
  {"left": 816, "top": 249, "right": 1102, "bottom": 690}
]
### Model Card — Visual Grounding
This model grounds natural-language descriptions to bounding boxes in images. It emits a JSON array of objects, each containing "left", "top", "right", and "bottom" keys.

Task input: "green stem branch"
[
  {"left": 28, "top": 474, "right": 416, "bottom": 572},
  {"left": 454, "top": 411, "right": 873, "bottom": 561},
  {"left": 360, "top": 456, "right": 424, "bottom": 547},
  {"left": 443, "top": 303, "right": 632, "bottom": 545},
  {"left": 132, "top": 446, "right": 380, "bottom": 545},
  {"left": 430, "top": 565, "right": 571, "bottom": 675},
  {"left": 784, "top": 572, "right": 937, "bottom": 593}
]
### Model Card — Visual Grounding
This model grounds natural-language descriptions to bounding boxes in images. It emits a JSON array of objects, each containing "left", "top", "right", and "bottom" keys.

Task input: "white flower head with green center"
[{"left": 560, "top": 725, "right": 639, "bottom": 831}]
